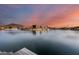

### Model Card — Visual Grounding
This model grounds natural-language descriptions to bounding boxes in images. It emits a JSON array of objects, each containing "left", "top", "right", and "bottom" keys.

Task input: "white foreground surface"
[{"left": 0, "top": 48, "right": 36, "bottom": 55}]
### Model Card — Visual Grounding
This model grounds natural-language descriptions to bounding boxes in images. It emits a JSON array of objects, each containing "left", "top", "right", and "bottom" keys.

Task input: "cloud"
[{"left": 0, "top": 4, "right": 79, "bottom": 27}]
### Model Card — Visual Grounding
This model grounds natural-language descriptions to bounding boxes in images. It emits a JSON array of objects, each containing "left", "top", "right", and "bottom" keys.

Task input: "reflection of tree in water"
[
  {"left": 32, "top": 30, "right": 36, "bottom": 35},
  {"left": 40, "top": 31, "right": 42, "bottom": 34},
  {"left": 31, "top": 30, "right": 45, "bottom": 35},
  {"left": 7, "top": 31, "right": 20, "bottom": 35},
  {"left": 73, "top": 31, "right": 79, "bottom": 34}
]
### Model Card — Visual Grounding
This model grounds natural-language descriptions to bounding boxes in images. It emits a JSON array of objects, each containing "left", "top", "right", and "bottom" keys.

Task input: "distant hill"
[
  {"left": 6, "top": 23, "right": 23, "bottom": 27},
  {"left": 48, "top": 26, "right": 79, "bottom": 30},
  {"left": 5, "top": 23, "right": 24, "bottom": 29}
]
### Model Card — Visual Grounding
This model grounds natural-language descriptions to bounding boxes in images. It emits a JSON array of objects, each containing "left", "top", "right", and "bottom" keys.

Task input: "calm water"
[{"left": 0, "top": 30, "right": 79, "bottom": 55}]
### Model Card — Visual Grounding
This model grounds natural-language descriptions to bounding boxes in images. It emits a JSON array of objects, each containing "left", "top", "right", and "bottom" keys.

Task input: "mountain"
[
  {"left": 48, "top": 26, "right": 79, "bottom": 30},
  {"left": 5, "top": 23, "right": 24, "bottom": 29}
]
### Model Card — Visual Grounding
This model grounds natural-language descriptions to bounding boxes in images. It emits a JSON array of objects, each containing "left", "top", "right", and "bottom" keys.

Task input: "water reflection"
[
  {"left": 7, "top": 31, "right": 21, "bottom": 35},
  {"left": 32, "top": 30, "right": 36, "bottom": 35},
  {"left": 40, "top": 31, "right": 42, "bottom": 34},
  {"left": 31, "top": 30, "right": 44, "bottom": 35},
  {"left": 0, "top": 30, "right": 79, "bottom": 54}
]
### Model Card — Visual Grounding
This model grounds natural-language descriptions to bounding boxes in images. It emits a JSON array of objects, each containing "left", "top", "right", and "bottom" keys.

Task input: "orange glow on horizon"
[{"left": 23, "top": 9, "right": 79, "bottom": 28}]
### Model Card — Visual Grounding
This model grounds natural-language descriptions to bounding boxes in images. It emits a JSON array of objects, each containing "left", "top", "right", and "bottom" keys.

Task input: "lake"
[{"left": 0, "top": 30, "right": 79, "bottom": 55}]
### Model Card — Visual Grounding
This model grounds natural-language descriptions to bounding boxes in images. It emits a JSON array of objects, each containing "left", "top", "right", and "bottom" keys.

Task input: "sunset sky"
[{"left": 1, "top": 4, "right": 79, "bottom": 27}]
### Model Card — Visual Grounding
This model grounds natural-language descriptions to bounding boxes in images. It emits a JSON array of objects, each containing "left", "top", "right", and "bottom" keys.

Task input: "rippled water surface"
[{"left": 0, "top": 30, "right": 79, "bottom": 55}]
